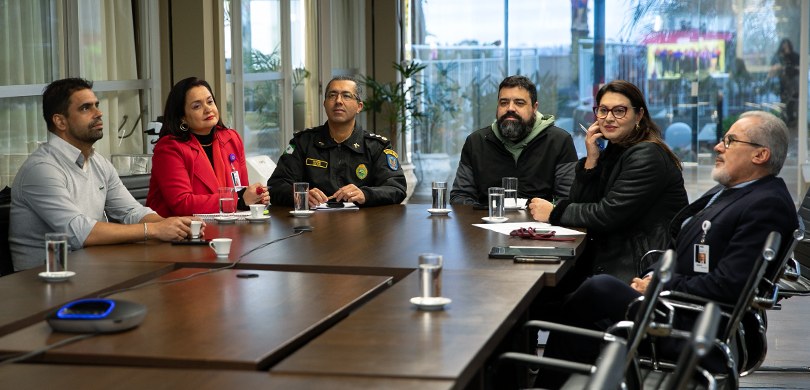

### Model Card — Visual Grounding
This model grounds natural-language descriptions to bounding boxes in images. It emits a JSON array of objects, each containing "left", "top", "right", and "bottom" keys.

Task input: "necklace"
[{"left": 199, "top": 142, "right": 213, "bottom": 147}]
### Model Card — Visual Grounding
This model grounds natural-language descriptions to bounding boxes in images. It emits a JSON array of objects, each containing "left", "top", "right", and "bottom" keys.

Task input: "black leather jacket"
[{"left": 550, "top": 141, "right": 688, "bottom": 282}]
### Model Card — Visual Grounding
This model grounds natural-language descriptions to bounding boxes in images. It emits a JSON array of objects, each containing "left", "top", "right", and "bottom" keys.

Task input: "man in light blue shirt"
[{"left": 10, "top": 78, "right": 200, "bottom": 271}]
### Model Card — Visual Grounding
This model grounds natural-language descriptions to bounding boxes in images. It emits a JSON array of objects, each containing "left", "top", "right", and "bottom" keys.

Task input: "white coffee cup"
[
  {"left": 249, "top": 204, "right": 266, "bottom": 219},
  {"left": 209, "top": 238, "right": 232, "bottom": 258},
  {"left": 190, "top": 220, "right": 202, "bottom": 238}
]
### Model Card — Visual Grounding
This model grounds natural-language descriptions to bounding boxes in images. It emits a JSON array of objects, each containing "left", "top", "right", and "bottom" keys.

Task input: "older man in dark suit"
[{"left": 535, "top": 110, "right": 798, "bottom": 388}]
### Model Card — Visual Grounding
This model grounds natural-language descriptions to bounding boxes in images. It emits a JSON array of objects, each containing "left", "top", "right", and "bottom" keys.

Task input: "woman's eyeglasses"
[{"left": 593, "top": 105, "right": 636, "bottom": 119}]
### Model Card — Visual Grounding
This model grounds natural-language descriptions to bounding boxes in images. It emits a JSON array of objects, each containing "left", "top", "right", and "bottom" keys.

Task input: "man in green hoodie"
[{"left": 450, "top": 75, "right": 577, "bottom": 205}]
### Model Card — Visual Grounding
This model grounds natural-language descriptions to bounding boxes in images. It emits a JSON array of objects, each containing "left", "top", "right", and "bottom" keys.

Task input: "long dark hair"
[
  {"left": 159, "top": 77, "right": 225, "bottom": 141},
  {"left": 596, "top": 80, "right": 682, "bottom": 170}
]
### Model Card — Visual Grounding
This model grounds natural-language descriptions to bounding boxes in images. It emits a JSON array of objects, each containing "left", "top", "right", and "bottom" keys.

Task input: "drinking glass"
[
  {"left": 488, "top": 187, "right": 505, "bottom": 219},
  {"left": 502, "top": 177, "right": 518, "bottom": 209},
  {"left": 432, "top": 181, "right": 447, "bottom": 210},
  {"left": 45, "top": 233, "right": 69, "bottom": 274},
  {"left": 293, "top": 182, "right": 309, "bottom": 212},
  {"left": 418, "top": 253, "right": 443, "bottom": 298}
]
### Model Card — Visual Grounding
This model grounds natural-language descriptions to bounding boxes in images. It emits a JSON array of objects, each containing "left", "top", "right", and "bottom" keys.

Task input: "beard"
[
  {"left": 70, "top": 120, "right": 104, "bottom": 144},
  {"left": 497, "top": 113, "right": 536, "bottom": 142},
  {"left": 711, "top": 166, "right": 731, "bottom": 186}
]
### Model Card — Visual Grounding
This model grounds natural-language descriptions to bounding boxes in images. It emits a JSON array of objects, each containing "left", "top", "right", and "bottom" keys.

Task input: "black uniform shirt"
[{"left": 268, "top": 123, "right": 407, "bottom": 207}]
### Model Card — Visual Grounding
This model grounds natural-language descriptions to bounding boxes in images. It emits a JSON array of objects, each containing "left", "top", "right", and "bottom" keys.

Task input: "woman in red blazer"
[{"left": 147, "top": 77, "right": 269, "bottom": 217}]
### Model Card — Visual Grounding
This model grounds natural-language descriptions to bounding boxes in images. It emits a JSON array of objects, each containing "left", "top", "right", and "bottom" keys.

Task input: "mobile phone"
[
  {"left": 171, "top": 238, "right": 210, "bottom": 245},
  {"left": 326, "top": 200, "right": 345, "bottom": 208},
  {"left": 514, "top": 256, "right": 561, "bottom": 264}
]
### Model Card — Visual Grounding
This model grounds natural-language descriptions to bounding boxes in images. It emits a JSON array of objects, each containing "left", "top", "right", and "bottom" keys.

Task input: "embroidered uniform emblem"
[
  {"left": 284, "top": 144, "right": 295, "bottom": 154},
  {"left": 386, "top": 154, "right": 399, "bottom": 171},
  {"left": 356, "top": 164, "right": 368, "bottom": 179}
]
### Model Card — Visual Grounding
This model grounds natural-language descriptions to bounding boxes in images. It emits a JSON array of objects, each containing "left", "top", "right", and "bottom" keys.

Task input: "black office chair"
[
  {"left": 495, "top": 250, "right": 676, "bottom": 389},
  {"left": 120, "top": 174, "right": 151, "bottom": 206},
  {"left": 637, "top": 231, "right": 782, "bottom": 388},
  {"left": 666, "top": 302, "right": 723, "bottom": 390},
  {"left": 0, "top": 186, "right": 13, "bottom": 276},
  {"left": 778, "top": 187, "right": 810, "bottom": 297},
  {"left": 497, "top": 339, "right": 628, "bottom": 390}
]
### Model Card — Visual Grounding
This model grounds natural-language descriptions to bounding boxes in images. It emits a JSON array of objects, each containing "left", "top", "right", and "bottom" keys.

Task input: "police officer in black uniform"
[{"left": 268, "top": 76, "right": 407, "bottom": 207}]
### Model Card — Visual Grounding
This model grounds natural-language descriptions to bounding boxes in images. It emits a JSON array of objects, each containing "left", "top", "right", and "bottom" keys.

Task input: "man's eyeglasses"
[
  {"left": 326, "top": 91, "right": 358, "bottom": 102},
  {"left": 721, "top": 135, "right": 764, "bottom": 149},
  {"left": 592, "top": 105, "right": 636, "bottom": 119}
]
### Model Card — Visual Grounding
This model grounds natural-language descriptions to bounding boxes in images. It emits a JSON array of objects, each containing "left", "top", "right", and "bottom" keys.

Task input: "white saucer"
[
  {"left": 289, "top": 210, "right": 315, "bottom": 217},
  {"left": 214, "top": 216, "right": 238, "bottom": 223},
  {"left": 410, "top": 296, "right": 452, "bottom": 311},
  {"left": 38, "top": 271, "right": 76, "bottom": 282},
  {"left": 427, "top": 208, "right": 451, "bottom": 216},
  {"left": 246, "top": 215, "right": 271, "bottom": 223},
  {"left": 482, "top": 216, "right": 509, "bottom": 223}
]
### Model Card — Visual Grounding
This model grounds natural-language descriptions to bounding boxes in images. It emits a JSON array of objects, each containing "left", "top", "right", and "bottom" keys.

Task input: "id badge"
[{"left": 694, "top": 244, "right": 709, "bottom": 273}]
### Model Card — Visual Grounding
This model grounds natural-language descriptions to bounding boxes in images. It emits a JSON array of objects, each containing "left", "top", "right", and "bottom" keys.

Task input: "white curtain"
[
  {"left": 79, "top": 0, "right": 143, "bottom": 158},
  {"left": 0, "top": 0, "right": 142, "bottom": 187},
  {"left": 0, "top": 0, "right": 49, "bottom": 187},
  {"left": 331, "top": 0, "right": 361, "bottom": 71}
]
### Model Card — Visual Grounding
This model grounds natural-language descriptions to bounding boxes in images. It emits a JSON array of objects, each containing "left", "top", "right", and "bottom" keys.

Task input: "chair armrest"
[{"left": 524, "top": 320, "right": 623, "bottom": 343}]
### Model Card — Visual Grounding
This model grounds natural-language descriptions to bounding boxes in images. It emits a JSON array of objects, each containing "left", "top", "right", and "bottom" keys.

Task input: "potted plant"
[{"left": 361, "top": 61, "right": 427, "bottom": 202}]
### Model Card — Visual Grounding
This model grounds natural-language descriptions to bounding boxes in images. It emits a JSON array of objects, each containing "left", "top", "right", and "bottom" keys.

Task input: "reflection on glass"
[{"left": 412, "top": 0, "right": 802, "bottom": 203}]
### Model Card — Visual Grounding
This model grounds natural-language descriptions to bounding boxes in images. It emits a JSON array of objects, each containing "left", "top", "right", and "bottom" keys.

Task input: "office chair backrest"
[
  {"left": 621, "top": 249, "right": 674, "bottom": 373},
  {"left": 585, "top": 340, "right": 628, "bottom": 390},
  {"left": 667, "top": 302, "right": 722, "bottom": 390},
  {"left": 120, "top": 174, "right": 150, "bottom": 206},
  {"left": 0, "top": 186, "right": 12, "bottom": 276},
  {"left": 723, "top": 231, "right": 780, "bottom": 339}
]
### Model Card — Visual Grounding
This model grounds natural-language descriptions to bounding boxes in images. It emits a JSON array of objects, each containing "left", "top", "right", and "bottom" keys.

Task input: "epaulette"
[{"left": 365, "top": 132, "right": 390, "bottom": 143}]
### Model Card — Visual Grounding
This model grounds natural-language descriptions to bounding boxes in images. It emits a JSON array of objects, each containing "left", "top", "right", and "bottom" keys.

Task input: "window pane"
[
  {"left": 412, "top": 0, "right": 506, "bottom": 201},
  {"left": 244, "top": 0, "right": 283, "bottom": 74},
  {"left": 243, "top": 80, "right": 285, "bottom": 158}
]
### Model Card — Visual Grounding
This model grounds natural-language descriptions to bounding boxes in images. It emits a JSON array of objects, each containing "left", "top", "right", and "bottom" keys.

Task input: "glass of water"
[
  {"left": 488, "top": 187, "right": 505, "bottom": 219},
  {"left": 45, "top": 232, "right": 69, "bottom": 274},
  {"left": 293, "top": 182, "right": 309, "bottom": 212},
  {"left": 418, "top": 253, "right": 443, "bottom": 298},
  {"left": 218, "top": 187, "right": 236, "bottom": 216},
  {"left": 502, "top": 177, "right": 518, "bottom": 209},
  {"left": 432, "top": 181, "right": 447, "bottom": 210}
]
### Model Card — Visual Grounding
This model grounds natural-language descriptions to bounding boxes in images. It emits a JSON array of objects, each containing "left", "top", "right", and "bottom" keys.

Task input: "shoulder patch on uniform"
[
  {"left": 383, "top": 148, "right": 398, "bottom": 159},
  {"left": 284, "top": 144, "right": 295, "bottom": 155},
  {"left": 386, "top": 154, "right": 400, "bottom": 171}
]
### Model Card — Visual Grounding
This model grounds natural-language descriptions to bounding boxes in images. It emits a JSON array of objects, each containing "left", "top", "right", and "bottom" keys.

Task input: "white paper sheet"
[{"left": 472, "top": 221, "right": 585, "bottom": 236}]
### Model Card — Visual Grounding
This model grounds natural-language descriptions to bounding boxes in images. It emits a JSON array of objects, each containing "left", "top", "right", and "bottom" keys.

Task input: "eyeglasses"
[
  {"left": 593, "top": 105, "right": 636, "bottom": 119},
  {"left": 721, "top": 135, "right": 764, "bottom": 149},
  {"left": 326, "top": 91, "right": 358, "bottom": 102}
]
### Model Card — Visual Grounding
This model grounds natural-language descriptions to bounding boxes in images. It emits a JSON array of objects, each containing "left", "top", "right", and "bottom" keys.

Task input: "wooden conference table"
[{"left": 0, "top": 204, "right": 585, "bottom": 389}]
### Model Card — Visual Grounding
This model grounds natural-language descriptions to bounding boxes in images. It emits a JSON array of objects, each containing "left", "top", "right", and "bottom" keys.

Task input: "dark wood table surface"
[
  {"left": 0, "top": 364, "right": 455, "bottom": 390},
  {"left": 0, "top": 204, "right": 585, "bottom": 389},
  {"left": 68, "top": 204, "right": 583, "bottom": 285},
  {"left": 272, "top": 268, "right": 547, "bottom": 386},
  {"left": 0, "top": 260, "right": 175, "bottom": 336},
  {"left": 0, "top": 269, "right": 391, "bottom": 370}
]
